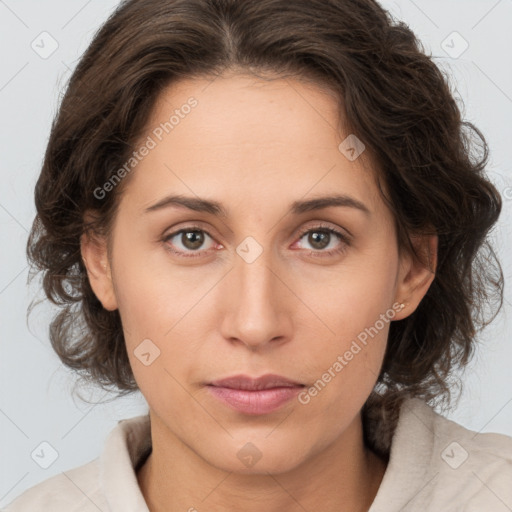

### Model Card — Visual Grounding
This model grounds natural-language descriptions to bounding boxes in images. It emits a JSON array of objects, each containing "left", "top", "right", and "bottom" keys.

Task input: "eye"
[
  {"left": 293, "top": 223, "right": 351, "bottom": 257},
  {"left": 162, "top": 223, "right": 351, "bottom": 259},
  {"left": 163, "top": 225, "right": 218, "bottom": 258}
]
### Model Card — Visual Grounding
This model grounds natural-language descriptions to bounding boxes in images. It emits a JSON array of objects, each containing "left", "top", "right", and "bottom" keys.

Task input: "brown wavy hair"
[{"left": 27, "top": 0, "right": 503, "bottom": 427}]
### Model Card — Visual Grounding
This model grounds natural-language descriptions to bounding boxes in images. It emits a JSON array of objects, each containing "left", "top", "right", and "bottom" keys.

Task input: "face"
[{"left": 83, "top": 73, "right": 436, "bottom": 474}]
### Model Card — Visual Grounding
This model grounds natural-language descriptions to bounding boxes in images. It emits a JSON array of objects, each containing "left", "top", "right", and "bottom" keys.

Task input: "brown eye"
[
  {"left": 306, "top": 230, "right": 331, "bottom": 250},
  {"left": 163, "top": 227, "right": 216, "bottom": 258},
  {"left": 180, "top": 230, "right": 205, "bottom": 250},
  {"left": 294, "top": 224, "right": 351, "bottom": 258}
]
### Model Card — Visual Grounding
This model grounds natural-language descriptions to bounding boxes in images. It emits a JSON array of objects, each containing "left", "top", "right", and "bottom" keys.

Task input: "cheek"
[
  {"left": 296, "top": 248, "right": 398, "bottom": 403},
  {"left": 295, "top": 308, "right": 392, "bottom": 441},
  {"left": 110, "top": 227, "right": 179, "bottom": 336},
  {"left": 113, "top": 270, "right": 168, "bottom": 341},
  {"left": 116, "top": 270, "right": 200, "bottom": 415},
  {"left": 110, "top": 238, "right": 211, "bottom": 391},
  {"left": 298, "top": 242, "right": 398, "bottom": 342}
]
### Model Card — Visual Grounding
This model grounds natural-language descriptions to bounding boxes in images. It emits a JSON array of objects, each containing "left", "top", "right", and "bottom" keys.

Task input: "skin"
[{"left": 81, "top": 73, "right": 437, "bottom": 512}]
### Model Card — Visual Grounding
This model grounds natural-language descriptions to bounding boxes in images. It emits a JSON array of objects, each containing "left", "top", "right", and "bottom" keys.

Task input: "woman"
[{"left": 5, "top": 0, "right": 512, "bottom": 510}]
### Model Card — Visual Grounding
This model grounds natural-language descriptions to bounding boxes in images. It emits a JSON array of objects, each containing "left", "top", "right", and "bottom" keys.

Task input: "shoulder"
[
  {"left": 397, "top": 398, "right": 512, "bottom": 511},
  {"left": 2, "top": 458, "right": 105, "bottom": 512},
  {"left": 2, "top": 414, "right": 150, "bottom": 512}
]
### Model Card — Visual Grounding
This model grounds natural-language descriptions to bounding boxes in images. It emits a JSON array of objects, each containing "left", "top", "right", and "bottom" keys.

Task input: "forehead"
[
  {"left": 148, "top": 73, "right": 346, "bottom": 150},
  {"left": 121, "top": 73, "right": 384, "bottom": 218}
]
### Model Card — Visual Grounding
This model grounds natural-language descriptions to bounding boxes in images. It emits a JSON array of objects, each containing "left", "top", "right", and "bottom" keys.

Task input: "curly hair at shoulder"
[{"left": 27, "top": 0, "right": 504, "bottom": 426}]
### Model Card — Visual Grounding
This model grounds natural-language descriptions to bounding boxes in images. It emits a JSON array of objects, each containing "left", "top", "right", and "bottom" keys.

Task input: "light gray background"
[{"left": 1, "top": 0, "right": 511, "bottom": 507}]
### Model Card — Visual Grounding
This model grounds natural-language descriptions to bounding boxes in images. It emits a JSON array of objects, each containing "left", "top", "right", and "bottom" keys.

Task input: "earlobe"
[
  {"left": 393, "top": 233, "right": 438, "bottom": 321},
  {"left": 80, "top": 231, "right": 118, "bottom": 311}
]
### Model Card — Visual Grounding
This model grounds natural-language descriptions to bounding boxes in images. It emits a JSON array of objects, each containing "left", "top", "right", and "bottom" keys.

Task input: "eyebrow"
[{"left": 143, "top": 193, "right": 371, "bottom": 217}]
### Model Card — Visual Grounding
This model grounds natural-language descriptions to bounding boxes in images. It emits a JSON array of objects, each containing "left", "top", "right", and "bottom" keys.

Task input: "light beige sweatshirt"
[{"left": 3, "top": 397, "right": 512, "bottom": 511}]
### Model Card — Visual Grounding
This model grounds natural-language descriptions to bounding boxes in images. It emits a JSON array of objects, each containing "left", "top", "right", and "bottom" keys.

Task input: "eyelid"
[
  {"left": 295, "top": 220, "right": 351, "bottom": 240},
  {"left": 162, "top": 223, "right": 217, "bottom": 250}
]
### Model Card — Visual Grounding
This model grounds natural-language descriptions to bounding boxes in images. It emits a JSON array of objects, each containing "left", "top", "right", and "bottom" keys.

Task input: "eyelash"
[{"left": 162, "top": 223, "right": 351, "bottom": 259}]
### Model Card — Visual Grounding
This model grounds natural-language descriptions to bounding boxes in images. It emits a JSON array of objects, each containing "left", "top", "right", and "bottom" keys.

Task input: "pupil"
[
  {"left": 309, "top": 231, "right": 329, "bottom": 249},
  {"left": 183, "top": 231, "right": 204, "bottom": 250}
]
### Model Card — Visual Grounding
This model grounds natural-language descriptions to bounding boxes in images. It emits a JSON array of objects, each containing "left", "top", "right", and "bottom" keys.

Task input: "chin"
[{"left": 201, "top": 435, "right": 312, "bottom": 476}]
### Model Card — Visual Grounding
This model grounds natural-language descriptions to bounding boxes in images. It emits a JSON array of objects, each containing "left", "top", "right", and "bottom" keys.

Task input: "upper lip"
[{"left": 208, "top": 373, "right": 304, "bottom": 390}]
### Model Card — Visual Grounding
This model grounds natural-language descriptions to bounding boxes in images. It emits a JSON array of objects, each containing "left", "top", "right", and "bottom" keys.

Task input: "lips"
[
  {"left": 208, "top": 373, "right": 305, "bottom": 390},
  {"left": 206, "top": 373, "right": 305, "bottom": 415}
]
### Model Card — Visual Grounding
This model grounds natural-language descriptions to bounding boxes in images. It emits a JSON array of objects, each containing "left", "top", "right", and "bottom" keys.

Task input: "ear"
[
  {"left": 80, "top": 214, "right": 118, "bottom": 312},
  {"left": 392, "top": 232, "right": 437, "bottom": 321}
]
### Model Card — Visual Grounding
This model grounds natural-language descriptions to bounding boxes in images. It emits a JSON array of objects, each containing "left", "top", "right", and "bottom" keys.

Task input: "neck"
[{"left": 137, "top": 411, "right": 388, "bottom": 512}]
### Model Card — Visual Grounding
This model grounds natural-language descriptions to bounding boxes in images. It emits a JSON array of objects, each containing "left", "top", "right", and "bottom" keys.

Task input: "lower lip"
[{"left": 206, "top": 385, "right": 303, "bottom": 415}]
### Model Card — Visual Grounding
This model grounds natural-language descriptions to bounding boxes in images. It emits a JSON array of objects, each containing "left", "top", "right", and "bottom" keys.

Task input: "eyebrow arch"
[{"left": 143, "top": 193, "right": 371, "bottom": 217}]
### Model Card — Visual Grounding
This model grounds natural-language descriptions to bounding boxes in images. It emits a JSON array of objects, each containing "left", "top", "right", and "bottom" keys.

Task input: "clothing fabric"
[{"left": 3, "top": 397, "right": 512, "bottom": 511}]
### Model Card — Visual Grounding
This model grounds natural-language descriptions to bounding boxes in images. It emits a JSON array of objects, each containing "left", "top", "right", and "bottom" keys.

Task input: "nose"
[{"left": 219, "top": 247, "right": 292, "bottom": 351}]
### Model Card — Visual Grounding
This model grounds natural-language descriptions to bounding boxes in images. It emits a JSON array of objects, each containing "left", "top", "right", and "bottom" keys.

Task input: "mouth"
[
  {"left": 206, "top": 373, "right": 306, "bottom": 415},
  {"left": 208, "top": 373, "right": 305, "bottom": 390}
]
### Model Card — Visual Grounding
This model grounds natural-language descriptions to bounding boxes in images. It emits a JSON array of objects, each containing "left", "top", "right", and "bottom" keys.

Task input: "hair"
[{"left": 27, "top": 0, "right": 503, "bottom": 449}]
